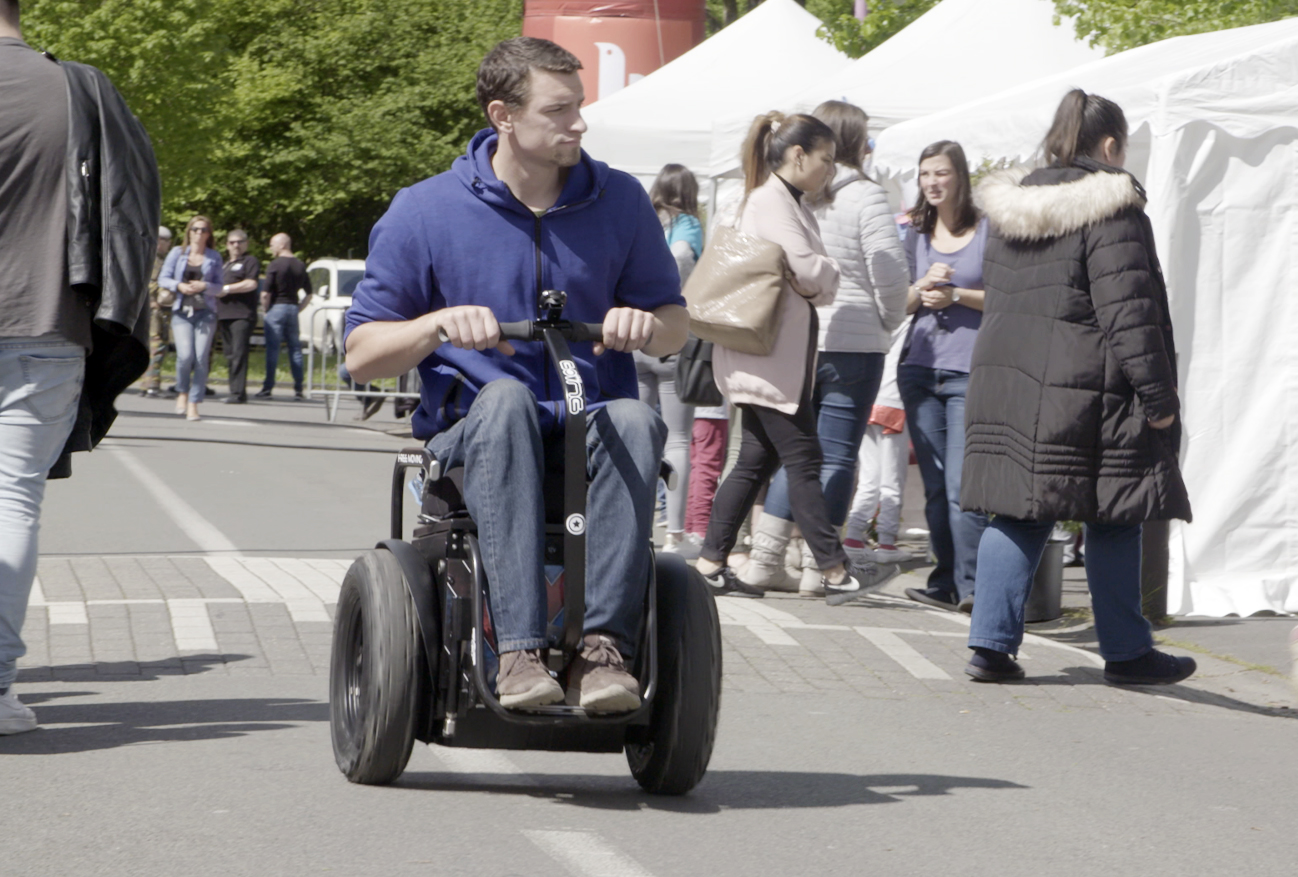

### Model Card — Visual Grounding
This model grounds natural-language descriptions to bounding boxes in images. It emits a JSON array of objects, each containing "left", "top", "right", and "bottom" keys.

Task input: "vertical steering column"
[{"left": 541, "top": 327, "right": 587, "bottom": 662}]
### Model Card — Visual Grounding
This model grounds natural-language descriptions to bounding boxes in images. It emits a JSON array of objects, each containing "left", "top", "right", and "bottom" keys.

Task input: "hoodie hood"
[
  {"left": 453, "top": 128, "right": 609, "bottom": 215},
  {"left": 976, "top": 161, "right": 1146, "bottom": 242},
  {"left": 828, "top": 164, "right": 867, "bottom": 195}
]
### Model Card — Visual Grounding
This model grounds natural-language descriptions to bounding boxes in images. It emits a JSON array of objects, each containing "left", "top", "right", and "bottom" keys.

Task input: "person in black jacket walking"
[
  {"left": 0, "top": 0, "right": 159, "bottom": 735},
  {"left": 960, "top": 89, "right": 1195, "bottom": 686}
]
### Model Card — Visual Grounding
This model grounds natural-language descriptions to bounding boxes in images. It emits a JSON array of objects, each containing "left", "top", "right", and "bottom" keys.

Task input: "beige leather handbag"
[{"left": 682, "top": 225, "right": 788, "bottom": 356}]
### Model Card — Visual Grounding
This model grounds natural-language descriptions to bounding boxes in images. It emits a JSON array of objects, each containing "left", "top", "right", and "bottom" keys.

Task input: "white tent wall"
[
  {"left": 870, "top": 18, "right": 1298, "bottom": 616},
  {"left": 1155, "top": 123, "right": 1298, "bottom": 616},
  {"left": 578, "top": 0, "right": 851, "bottom": 180},
  {"left": 707, "top": 0, "right": 1102, "bottom": 178}
]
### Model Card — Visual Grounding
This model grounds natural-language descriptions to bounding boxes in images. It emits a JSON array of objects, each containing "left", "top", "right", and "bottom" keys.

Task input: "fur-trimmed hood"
[{"left": 976, "top": 162, "right": 1146, "bottom": 241}]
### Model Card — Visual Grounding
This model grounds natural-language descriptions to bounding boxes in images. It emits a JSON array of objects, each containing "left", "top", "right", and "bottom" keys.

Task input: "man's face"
[
  {"left": 227, "top": 236, "right": 248, "bottom": 259},
  {"left": 500, "top": 69, "right": 587, "bottom": 168},
  {"left": 156, "top": 236, "right": 172, "bottom": 256}
]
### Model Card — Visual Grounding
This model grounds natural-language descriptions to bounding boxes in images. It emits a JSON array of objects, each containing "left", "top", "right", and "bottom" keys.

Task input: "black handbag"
[{"left": 675, "top": 335, "right": 724, "bottom": 406}]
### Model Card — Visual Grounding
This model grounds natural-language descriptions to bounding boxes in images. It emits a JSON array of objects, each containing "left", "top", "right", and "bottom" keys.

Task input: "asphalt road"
[{"left": 3, "top": 392, "right": 1296, "bottom": 877}]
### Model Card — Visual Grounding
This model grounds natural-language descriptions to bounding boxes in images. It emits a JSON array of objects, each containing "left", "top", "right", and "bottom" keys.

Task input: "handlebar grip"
[
  {"left": 570, "top": 322, "right": 607, "bottom": 343},
  {"left": 437, "top": 320, "right": 608, "bottom": 344},
  {"left": 497, "top": 321, "right": 535, "bottom": 341}
]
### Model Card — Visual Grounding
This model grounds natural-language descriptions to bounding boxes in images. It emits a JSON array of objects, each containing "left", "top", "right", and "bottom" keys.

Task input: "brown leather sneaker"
[
  {"left": 496, "top": 648, "right": 564, "bottom": 708},
  {"left": 565, "top": 633, "right": 641, "bottom": 713}
]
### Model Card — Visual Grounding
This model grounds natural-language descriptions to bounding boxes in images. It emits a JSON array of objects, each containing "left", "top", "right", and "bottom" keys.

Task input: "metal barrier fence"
[{"left": 305, "top": 304, "right": 421, "bottom": 422}]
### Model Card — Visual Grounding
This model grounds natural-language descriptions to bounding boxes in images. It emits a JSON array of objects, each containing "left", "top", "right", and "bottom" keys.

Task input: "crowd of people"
[
  {"left": 645, "top": 88, "right": 1198, "bottom": 686},
  {"left": 141, "top": 223, "right": 316, "bottom": 420}
]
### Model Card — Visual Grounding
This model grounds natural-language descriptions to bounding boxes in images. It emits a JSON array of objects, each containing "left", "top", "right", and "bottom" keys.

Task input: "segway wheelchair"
[{"left": 328, "top": 291, "right": 722, "bottom": 795}]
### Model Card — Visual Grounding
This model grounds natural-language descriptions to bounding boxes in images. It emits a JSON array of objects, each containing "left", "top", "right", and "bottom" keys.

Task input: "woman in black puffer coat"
[{"left": 959, "top": 90, "right": 1195, "bottom": 686}]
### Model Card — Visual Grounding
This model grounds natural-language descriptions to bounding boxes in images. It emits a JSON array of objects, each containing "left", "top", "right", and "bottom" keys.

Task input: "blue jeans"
[
  {"left": 262, "top": 303, "right": 304, "bottom": 393},
  {"left": 764, "top": 351, "right": 884, "bottom": 526},
  {"left": 897, "top": 364, "right": 986, "bottom": 601},
  {"left": 171, "top": 309, "right": 216, "bottom": 403},
  {"left": 968, "top": 518, "right": 1153, "bottom": 661},
  {"left": 427, "top": 380, "right": 666, "bottom": 657},
  {"left": 0, "top": 336, "right": 85, "bottom": 690}
]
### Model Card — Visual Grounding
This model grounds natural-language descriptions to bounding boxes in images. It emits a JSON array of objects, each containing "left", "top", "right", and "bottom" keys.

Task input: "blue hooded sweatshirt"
[{"left": 345, "top": 129, "right": 684, "bottom": 440}]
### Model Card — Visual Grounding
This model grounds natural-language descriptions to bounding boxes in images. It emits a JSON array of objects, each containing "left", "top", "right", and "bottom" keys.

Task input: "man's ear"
[{"left": 487, "top": 100, "right": 512, "bottom": 134}]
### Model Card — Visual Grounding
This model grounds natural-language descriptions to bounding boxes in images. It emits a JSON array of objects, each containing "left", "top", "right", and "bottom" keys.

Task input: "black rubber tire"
[
  {"left": 626, "top": 553, "right": 722, "bottom": 795},
  {"left": 329, "top": 549, "right": 424, "bottom": 784}
]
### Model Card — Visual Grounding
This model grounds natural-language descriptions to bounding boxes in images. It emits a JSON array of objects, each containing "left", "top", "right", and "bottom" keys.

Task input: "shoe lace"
[{"left": 584, "top": 636, "right": 625, "bottom": 670}]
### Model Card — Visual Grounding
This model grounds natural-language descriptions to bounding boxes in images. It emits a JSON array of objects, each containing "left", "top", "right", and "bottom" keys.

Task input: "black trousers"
[
  {"left": 701, "top": 327, "right": 847, "bottom": 571},
  {"left": 219, "top": 317, "right": 254, "bottom": 400}
]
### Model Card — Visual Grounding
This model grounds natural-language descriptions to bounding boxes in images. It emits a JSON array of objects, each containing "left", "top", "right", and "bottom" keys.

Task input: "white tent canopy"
[
  {"left": 579, "top": 0, "right": 851, "bottom": 180},
  {"left": 707, "top": 0, "right": 1104, "bottom": 174},
  {"left": 875, "top": 18, "right": 1298, "bottom": 616}
]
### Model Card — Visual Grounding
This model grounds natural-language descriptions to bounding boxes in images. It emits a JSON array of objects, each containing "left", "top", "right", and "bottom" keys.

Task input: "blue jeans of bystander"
[
  {"left": 968, "top": 517, "right": 1153, "bottom": 661},
  {"left": 262, "top": 303, "right": 304, "bottom": 393},
  {"left": 0, "top": 336, "right": 85, "bottom": 690},
  {"left": 897, "top": 364, "right": 987, "bottom": 601},
  {"left": 171, "top": 309, "right": 216, "bottom": 403},
  {"left": 763, "top": 351, "right": 885, "bottom": 527}
]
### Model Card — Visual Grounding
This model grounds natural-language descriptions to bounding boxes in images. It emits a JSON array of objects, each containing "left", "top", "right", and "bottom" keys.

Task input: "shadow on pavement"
[
  {"left": 996, "top": 666, "right": 1297, "bottom": 719},
  {"left": 394, "top": 770, "right": 1028, "bottom": 812},
  {"left": 0, "top": 695, "right": 327, "bottom": 755},
  {"left": 17, "top": 654, "right": 250, "bottom": 684}
]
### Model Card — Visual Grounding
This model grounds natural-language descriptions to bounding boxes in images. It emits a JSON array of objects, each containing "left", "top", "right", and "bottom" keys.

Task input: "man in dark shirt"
[
  {"left": 217, "top": 229, "right": 261, "bottom": 403},
  {"left": 0, "top": 1, "right": 154, "bottom": 735},
  {"left": 256, "top": 233, "right": 311, "bottom": 401}
]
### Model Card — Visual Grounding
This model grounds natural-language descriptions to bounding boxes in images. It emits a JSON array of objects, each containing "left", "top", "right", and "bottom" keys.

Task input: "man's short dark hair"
[{"left": 476, "top": 37, "right": 582, "bottom": 127}]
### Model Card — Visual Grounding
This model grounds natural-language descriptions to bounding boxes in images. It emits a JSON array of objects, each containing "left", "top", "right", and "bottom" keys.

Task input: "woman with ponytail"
[
  {"left": 961, "top": 89, "right": 1195, "bottom": 685},
  {"left": 695, "top": 111, "right": 900, "bottom": 605}
]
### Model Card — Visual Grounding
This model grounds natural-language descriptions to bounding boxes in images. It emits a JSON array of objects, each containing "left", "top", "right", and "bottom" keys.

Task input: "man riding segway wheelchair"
[{"left": 330, "top": 38, "right": 721, "bottom": 794}]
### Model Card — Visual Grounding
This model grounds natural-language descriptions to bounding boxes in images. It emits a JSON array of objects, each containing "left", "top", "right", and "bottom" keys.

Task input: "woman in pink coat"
[{"left": 695, "top": 112, "right": 900, "bottom": 606}]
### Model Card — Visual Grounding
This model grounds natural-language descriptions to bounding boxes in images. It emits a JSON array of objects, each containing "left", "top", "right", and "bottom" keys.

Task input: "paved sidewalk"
[{"left": 18, "top": 554, "right": 1295, "bottom": 723}]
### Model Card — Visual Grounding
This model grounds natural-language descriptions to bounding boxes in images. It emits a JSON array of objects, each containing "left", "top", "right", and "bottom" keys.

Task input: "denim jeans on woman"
[
  {"left": 897, "top": 364, "right": 987, "bottom": 602},
  {"left": 426, "top": 380, "right": 665, "bottom": 658},
  {"left": 635, "top": 351, "right": 693, "bottom": 534},
  {"left": 262, "top": 303, "right": 304, "bottom": 393},
  {"left": 171, "top": 308, "right": 216, "bottom": 403},
  {"left": 0, "top": 336, "right": 85, "bottom": 690},
  {"left": 762, "top": 351, "right": 884, "bottom": 527},
  {"left": 968, "top": 517, "right": 1153, "bottom": 661}
]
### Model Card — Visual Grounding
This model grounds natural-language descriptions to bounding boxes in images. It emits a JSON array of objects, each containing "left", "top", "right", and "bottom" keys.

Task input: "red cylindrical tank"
[{"left": 522, "top": 1, "right": 706, "bottom": 103}]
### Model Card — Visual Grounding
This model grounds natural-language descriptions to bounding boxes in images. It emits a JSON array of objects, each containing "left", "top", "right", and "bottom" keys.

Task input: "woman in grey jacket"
[{"left": 744, "top": 101, "right": 910, "bottom": 595}]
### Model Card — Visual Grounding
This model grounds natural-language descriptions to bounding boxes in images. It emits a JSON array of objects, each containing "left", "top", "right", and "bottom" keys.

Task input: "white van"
[{"left": 301, "top": 258, "right": 366, "bottom": 354}]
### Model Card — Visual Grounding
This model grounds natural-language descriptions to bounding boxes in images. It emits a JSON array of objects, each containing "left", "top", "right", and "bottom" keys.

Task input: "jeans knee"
[
  {"left": 601, "top": 399, "right": 666, "bottom": 448},
  {"left": 470, "top": 380, "right": 539, "bottom": 433}
]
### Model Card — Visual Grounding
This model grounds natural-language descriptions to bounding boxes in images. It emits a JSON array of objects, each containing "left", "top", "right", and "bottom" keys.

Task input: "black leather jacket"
[{"left": 49, "top": 57, "right": 162, "bottom": 479}]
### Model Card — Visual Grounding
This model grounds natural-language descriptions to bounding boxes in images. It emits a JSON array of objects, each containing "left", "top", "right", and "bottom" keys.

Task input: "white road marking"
[
  {"left": 167, "top": 599, "right": 218, "bottom": 651},
  {"left": 429, "top": 747, "right": 526, "bottom": 776},
  {"left": 30, "top": 576, "right": 45, "bottom": 606},
  {"left": 920, "top": 606, "right": 1096, "bottom": 667},
  {"left": 715, "top": 599, "right": 822, "bottom": 645},
  {"left": 204, "top": 557, "right": 284, "bottom": 603},
  {"left": 106, "top": 444, "right": 241, "bottom": 555},
  {"left": 523, "top": 830, "right": 656, "bottom": 877},
  {"left": 46, "top": 602, "right": 89, "bottom": 625},
  {"left": 856, "top": 627, "right": 952, "bottom": 680},
  {"left": 234, "top": 558, "right": 332, "bottom": 622}
]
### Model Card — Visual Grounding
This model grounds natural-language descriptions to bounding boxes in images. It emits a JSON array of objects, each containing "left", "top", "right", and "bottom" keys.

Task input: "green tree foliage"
[
  {"left": 24, "top": 0, "right": 522, "bottom": 257},
  {"left": 815, "top": 0, "right": 940, "bottom": 58},
  {"left": 23, "top": 1, "right": 228, "bottom": 212},
  {"left": 1053, "top": 0, "right": 1298, "bottom": 54}
]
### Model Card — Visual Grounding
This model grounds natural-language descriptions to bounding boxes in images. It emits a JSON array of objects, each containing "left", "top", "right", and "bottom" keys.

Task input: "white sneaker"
[
  {"left": 825, "top": 562, "right": 902, "bottom": 606},
  {"left": 873, "top": 544, "right": 914, "bottom": 564},
  {"left": 0, "top": 690, "right": 38, "bottom": 735},
  {"left": 662, "top": 531, "right": 703, "bottom": 560}
]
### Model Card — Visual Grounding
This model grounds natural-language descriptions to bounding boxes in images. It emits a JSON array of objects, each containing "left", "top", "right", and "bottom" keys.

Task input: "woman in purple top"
[{"left": 897, "top": 140, "right": 989, "bottom": 612}]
